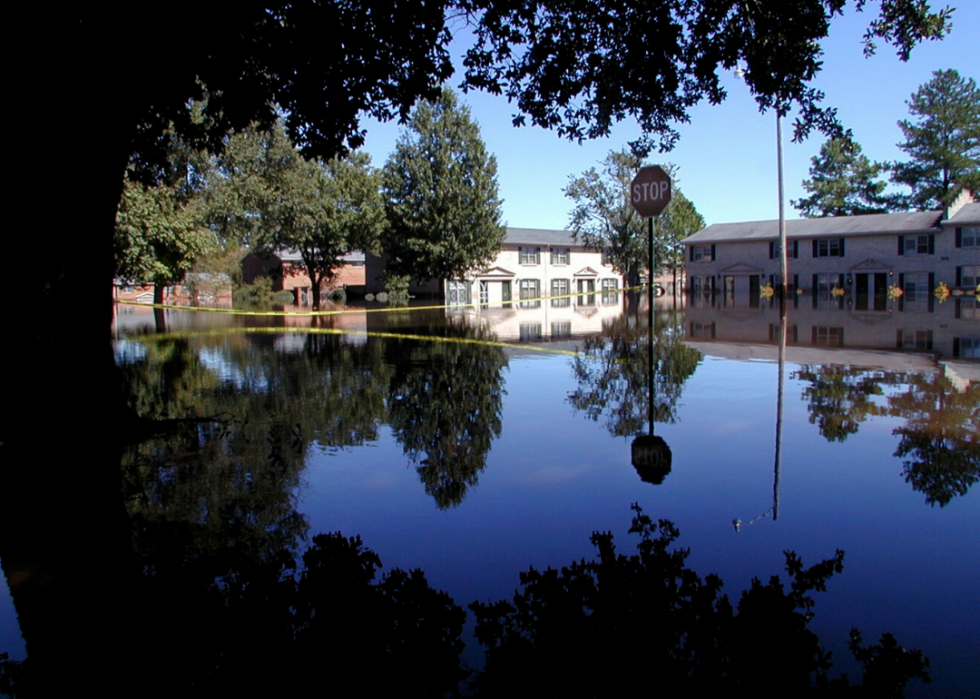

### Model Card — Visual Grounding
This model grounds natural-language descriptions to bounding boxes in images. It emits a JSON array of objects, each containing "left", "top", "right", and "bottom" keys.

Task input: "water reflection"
[
  {"left": 568, "top": 309, "right": 702, "bottom": 437},
  {"left": 385, "top": 318, "right": 506, "bottom": 508},
  {"left": 3, "top": 301, "right": 977, "bottom": 695}
]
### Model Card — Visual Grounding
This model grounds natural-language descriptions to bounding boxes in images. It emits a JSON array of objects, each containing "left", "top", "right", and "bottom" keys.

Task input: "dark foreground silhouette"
[{"left": 0, "top": 504, "right": 929, "bottom": 698}]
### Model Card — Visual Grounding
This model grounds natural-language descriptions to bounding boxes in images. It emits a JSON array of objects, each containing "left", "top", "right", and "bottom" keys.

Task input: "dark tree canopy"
[
  {"left": 890, "top": 68, "right": 980, "bottom": 210},
  {"left": 459, "top": 0, "right": 953, "bottom": 151},
  {"left": 793, "top": 136, "right": 893, "bottom": 217}
]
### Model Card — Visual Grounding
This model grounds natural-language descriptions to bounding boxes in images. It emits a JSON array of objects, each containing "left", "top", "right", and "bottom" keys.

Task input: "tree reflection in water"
[
  {"left": 888, "top": 373, "right": 980, "bottom": 507},
  {"left": 1, "top": 325, "right": 943, "bottom": 697},
  {"left": 568, "top": 310, "right": 702, "bottom": 438},
  {"left": 793, "top": 364, "right": 980, "bottom": 506},
  {"left": 385, "top": 318, "right": 506, "bottom": 509}
]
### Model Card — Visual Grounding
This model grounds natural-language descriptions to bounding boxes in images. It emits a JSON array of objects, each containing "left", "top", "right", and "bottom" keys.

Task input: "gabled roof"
[
  {"left": 504, "top": 227, "right": 578, "bottom": 247},
  {"left": 945, "top": 202, "right": 980, "bottom": 225},
  {"left": 684, "top": 210, "right": 943, "bottom": 244}
]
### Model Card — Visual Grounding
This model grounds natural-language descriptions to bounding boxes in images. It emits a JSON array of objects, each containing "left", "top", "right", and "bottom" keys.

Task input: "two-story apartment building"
[
  {"left": 445, "top": 227, "right": 624, "bottom": 306},
  {"left": 682, "top": 193, "right": 979, "bottom": 313}
]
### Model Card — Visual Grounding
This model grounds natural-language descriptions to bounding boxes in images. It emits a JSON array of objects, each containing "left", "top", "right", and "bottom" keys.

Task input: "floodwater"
[{"left": 2, "top": 293, "right": 978, "bottom": 696}]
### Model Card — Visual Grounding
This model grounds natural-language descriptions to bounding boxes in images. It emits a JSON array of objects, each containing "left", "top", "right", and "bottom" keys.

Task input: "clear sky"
[{"left": 358, "top": 3, "right": 979, "bottom": 230}]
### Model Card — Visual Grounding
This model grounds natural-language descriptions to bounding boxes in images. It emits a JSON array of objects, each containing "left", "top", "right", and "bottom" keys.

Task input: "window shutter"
[
  {"left": 769, "top": 242, "right": 774, "bottom": 259},
  {"left": 928, "top": 272, "right": 935, "bottom": 312},
  {"left": 896, "top": 330, "right": 903, "bottom": 349},
  {"left": 953, "top": 337, "right": 960, "bottom": 357},
  {"left": 690, "top": 247, "right": 695, "bottom": 262},
  {"left": 955, "top": 227, "right": 962, "bottom": 248},
  {"left": 812, "top": 274, "right": 818, "bottom": 309},
  {"left": 955, "top": 267, "right": 961, "bottom": 286},
  {"left": 711, "top": 244, "right": 716, "bottom": 261},
  {"left": 536, "top": 247, "right": 541, "bottom": 264},
  {"left": 839, "top": 238, "right": 845, "bottom": 257},
  {"left": 926, "top": 331, "right": 933, "bottom": 350},
  {"left": 898, "top": 236, "right": 905, "bottom": 255},
  {"left": 812, "top": 240, "right": 818, "bottom": 257},
  {"left": 793, "top": 240, "right": 799, "bottom": 259},
  {"left": 811, "top": 327, "right": 818, "bottom": 344},
  {"left": 898, "top": 273, "right": 905, "bottom": 312},
  {"left": 928, "top": 234, "right": 935, "bottom": 255}
]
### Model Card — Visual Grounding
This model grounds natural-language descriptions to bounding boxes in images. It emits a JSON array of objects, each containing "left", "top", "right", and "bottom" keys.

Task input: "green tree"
[
  {"left": 793, "top": 136, "right": 892, "bottom": 217},
  {"left": 565, "top": 151, "right": 702, "bottom": 288},
  {"left": 382, "top": 88, "right": 505, "bottom": 286},
  {"left": 890, "top": 69, "right": 980, "bottom": 210},
  {"left": 114, "top": 178, "right": 211, "bottom": 305},
  {"left": 658, "top": 190, "right": 706, "bottom": 291},
  {"left": 565, "top": 149, "right": 648, "bottom": 288},
  {"left": 270, "top": 152, "right": 385, "bottom": 308}
]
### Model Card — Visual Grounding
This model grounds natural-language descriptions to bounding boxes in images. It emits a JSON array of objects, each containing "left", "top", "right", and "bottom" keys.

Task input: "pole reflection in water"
[
  {"left": 631, "top": 288, "right": 673, "bottom": 485},
  {"left": 733, "top": 298, "right": 786, "bottom": 531}
]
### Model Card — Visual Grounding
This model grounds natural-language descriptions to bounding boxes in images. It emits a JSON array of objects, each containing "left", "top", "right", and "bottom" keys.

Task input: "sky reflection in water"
[{"left": 3, "top": 299, "right": 976, "bottom": 696}]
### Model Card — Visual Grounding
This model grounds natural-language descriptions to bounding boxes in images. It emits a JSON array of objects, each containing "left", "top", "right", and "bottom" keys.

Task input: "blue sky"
[{"left": 358, "top": 3, "right": 979, "bottom": 230}]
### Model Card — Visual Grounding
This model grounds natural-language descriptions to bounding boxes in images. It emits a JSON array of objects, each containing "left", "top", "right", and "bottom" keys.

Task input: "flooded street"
[{"left": 3, "top": 295, "right": 978, "bottom": 696}]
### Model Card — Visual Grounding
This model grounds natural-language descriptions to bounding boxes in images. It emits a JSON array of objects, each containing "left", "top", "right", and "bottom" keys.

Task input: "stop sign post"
[
  {"left": 630, "top": 165, "right": 672, "bottom": 218},
  {"left": 630, "top": 166, "right": 672, "bottom": 450},
  {"left": 629, "top": 165, "right": 672, "bottom": 296}
]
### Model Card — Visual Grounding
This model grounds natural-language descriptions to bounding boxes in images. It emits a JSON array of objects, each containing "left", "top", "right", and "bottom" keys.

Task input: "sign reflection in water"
[{"left": 2, "top": 296, "right": 977, "bottom": 695}]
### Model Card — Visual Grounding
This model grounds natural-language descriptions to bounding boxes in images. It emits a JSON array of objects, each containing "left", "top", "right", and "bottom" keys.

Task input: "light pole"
[{"left": 736, "top": 66, "right": 789, "bottom": 300}]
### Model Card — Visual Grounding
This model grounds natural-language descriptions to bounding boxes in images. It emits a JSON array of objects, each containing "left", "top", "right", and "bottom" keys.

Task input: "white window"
[
  {"left": 813, "top": 326, "right": 844, "bottom": 346},
  {"left": 903, "top": 272, "right": 930, "bottom": 302},
  {"left": 479, "top": 280, "right": 489, "bottom": 304},
  {"left": 519, "top": 279, "right": 540, "bottom": 308},
  {"left": 446, "top": 280, "right": 470, "bottom": 306},
  {"left": 519, "top": 322, "right": 542, "bottom": 342},
  {"left": 691, "top": 276, "right": 713, "bottom": 294},
  {"left": 519, "top": 247, "right": 540, "bottom": 265},
  {"left": 551, "top": 279, "right": 570, "bottom": 307},
  {"left": 899, "top": 330, "right": 932, "bottom": 351},
  {"left": 551, "top": 321, "right": 572, "bottom": 338},
  {"left": 550, "top": 247, "right": 569, "bottom": 265}
]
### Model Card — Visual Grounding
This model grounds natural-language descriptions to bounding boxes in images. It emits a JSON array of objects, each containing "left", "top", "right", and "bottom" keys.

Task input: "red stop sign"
[{"left": 630, "top": 166, "right": 672, "bottom": 218}]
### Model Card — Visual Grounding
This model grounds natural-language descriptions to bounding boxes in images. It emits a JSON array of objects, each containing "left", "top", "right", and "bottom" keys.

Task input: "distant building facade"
[
  {"left": 682, "top": 192, "right": 979, "bottom": 314},
  {"left": 241, "top": 250, "right": 366, "bottom": 305}
]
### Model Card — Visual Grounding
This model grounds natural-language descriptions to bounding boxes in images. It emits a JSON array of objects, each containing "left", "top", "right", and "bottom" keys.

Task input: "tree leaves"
[
  {"left": 890, "top": 69, "right": 980, "bottom": 210},
  {"left": 382, "top": 88, "right": 505, "bottom": 284}
]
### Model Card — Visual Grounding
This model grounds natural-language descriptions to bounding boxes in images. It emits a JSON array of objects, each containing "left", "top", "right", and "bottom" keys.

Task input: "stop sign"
[{"left": 630, "top": 166, "right": 672, "bottom": 218}]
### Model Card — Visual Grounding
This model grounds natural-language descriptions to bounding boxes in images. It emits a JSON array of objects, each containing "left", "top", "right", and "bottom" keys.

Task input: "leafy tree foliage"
[
  {"left": 459, "top": 0, "right": 951, "bottom": 151},
  {"left": 568, "top": 310, "right": 702, "bottom": 438},
  {"left": 114, "top": 178, "right": 212, "bottom": 304},
  {"left": 658, "top": 190, "right": 706, "bottom": 287},
  {"left": 266, "top": 151, "right": 385, "bottom": 308},
  {"left": 793, "top": 365, "right": 890, "bottom": 442},
  {"left": 565, "top": 149, "right": 648, "bottom": 288},
  {"left": 887, "top": 373, "right": 980, "bottom": 507},
  {"left": 385, "top": 318, "right": 507, "bottom": 508},
  {"left": 202, "top": 123, "right": 385, "bottom": 307},
  {"left": 470, "top": 504, "right": 929, "bottom": 697},
  {"left": 890, "top": 69, "right": 980, "bottom": 210},
  {"left": 565, "top": 151, "right": 703, "bottom": 288},
  {"left": 793, "top": 136, "right": 892, "bottom": 217},
  {"left": 383, "top": 89, "right": 505, "bottom": 284}
]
